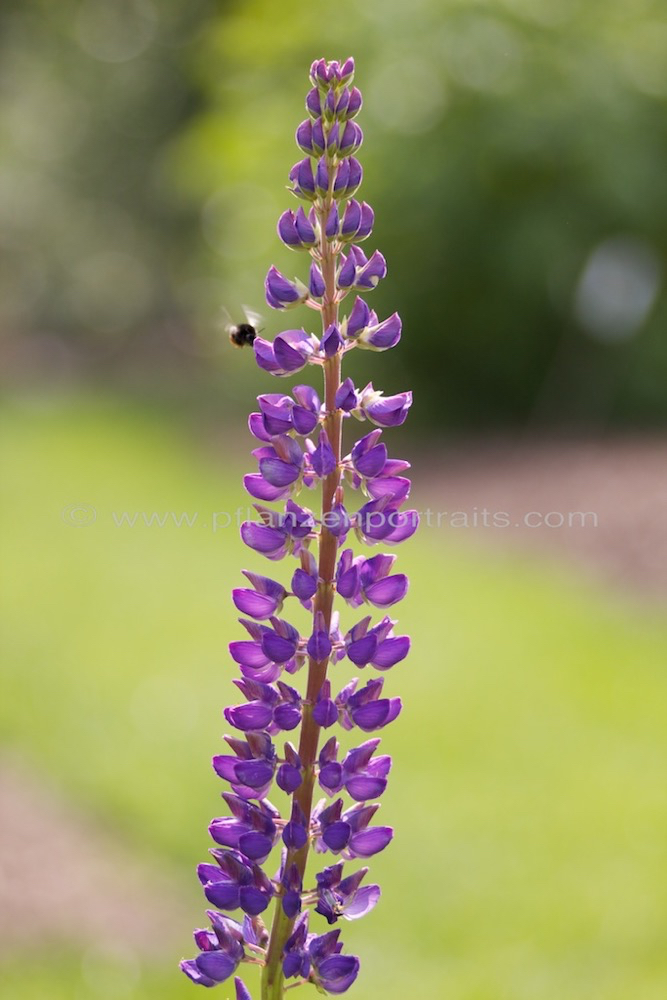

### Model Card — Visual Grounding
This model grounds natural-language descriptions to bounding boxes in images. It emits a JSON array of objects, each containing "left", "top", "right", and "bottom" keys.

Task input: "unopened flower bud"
[
  {"left": 289, "top": 157, "right": 316, "bottom": 201},
  {"left": 296, "top": 119, "right": 314, "bottom": 155},
  {"left": 356, "top": 202, "right": 374, "bottom": 240},
  {"left": 315, "top": 157, "right": 329, "bottom": 196},
  {"left": 309, "top": 262, "right": 326, "bottom": 298},
  {"left": 346, "top": 157, "right": 363, "bottom": 197},
  {"left": 277, "top": 210, "right": 301, "bottom": 249},
  {"left": 327, "top": 121, "right": 341, "bottom": 155},
  {"left": 340, "top": 57, "right": 355, "bottom": 82},
  {"left": 325, "top": 203, "right": 340, "bottom": 239},
  {"left": 306, "top": 86, "right": 322, "bottom": 118},
  {"left": 358, "top": 313, "right": 402, "bottom": 351},
  {"left": 321, "top": 323, "right": 343, "bottom": 356},
  {"left": 323, "top": 88, "right": 337, "bottom": 120},
  {"left": 340, "top": 199, "right": 362, "bottom": 239},
  {"left": 333, "top": 158, "right": 350, "bottom": 198},
  {"left": 265, "top": 266, "right": 309, "bottom": 310},
  {"left": 312, "top": 118, "right": 326, "bottom": 155},
  {"left": 295, "top": 206, "right": 317, "bottom": 246},
  {"left": 339, "top": 122, "right": 362, "bottom": 157},
  {"left": 346, "top": 86, "right": 363, "bottom": 119}
]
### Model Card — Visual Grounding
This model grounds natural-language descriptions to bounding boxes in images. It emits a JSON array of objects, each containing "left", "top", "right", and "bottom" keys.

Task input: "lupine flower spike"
[{"left": 181, "top": 57, "right": 417, "bottom": 999}]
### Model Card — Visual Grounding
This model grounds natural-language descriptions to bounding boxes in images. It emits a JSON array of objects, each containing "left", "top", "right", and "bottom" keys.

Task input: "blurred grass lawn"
[{"left": 1, "top": 393, "right": 666, "bottom": 1000}]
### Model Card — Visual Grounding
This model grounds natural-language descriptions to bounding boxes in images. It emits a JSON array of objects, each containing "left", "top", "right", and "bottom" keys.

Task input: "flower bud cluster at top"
[{"left": 181, "top": 57, "right": 417, "bottom": 1000}]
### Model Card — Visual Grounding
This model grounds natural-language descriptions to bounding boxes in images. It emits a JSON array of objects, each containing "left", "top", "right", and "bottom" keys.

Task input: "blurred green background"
[
  {"left": 3, "top": 0, "right": 667, "bottom": 428},
  {"left": 1, "top": 2, "right": 666, "bottom": 999}
]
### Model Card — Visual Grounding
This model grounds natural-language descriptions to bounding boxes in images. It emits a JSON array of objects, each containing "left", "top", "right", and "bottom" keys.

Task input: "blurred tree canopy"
[{"left": 2, "top": 0, "right": 666, "bottom": 431}]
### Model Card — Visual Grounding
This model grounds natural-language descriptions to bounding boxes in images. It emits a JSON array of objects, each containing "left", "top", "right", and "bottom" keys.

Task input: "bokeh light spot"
[
  {"left": 574, "top": 236, "right": 661, "bottom": 341},
  {"left": 366, "top": 58, "right": 447, "bottom": 135},
  {"left": 74, "top": 0, "right": 157, "bottom": 64},
  {"left": 201, "top": 183, "right": 279, "bottom": 261},
  {"left": 621, "top": 22, "right": 667, "bottom": 99},
  {"left": 441, "top": 15, "right": 523, "bottom": 95}
]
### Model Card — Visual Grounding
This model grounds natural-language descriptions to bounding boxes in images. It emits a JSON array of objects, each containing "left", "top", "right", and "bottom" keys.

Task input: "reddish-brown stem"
[{"left": 261, "top": 185, "right": 342, "bottom": 1000}]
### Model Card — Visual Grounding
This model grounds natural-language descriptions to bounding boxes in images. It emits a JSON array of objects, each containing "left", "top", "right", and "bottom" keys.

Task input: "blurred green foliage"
[
  {"left": 1, "top": 0, "right": 666, "bottom": 428},
  {"left": 2, "top": 394, "right": 667, "bottom": 997}
]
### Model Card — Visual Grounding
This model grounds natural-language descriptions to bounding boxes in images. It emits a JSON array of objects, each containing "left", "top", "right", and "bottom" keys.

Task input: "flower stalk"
[
  {"left": 181, "top": 57, "right": 417, "bottom": 999},
  {"left": 263, "top": 233, "right": 342, "bottom": 998}
]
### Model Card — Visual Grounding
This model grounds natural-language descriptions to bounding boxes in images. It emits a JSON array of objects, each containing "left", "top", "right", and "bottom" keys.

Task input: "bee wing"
[
  {"left": 242, "top": 304, "right": 264, "bottom": 330},
  {"left": 219, "top": 306, "right": 236, "bottom": 336}
]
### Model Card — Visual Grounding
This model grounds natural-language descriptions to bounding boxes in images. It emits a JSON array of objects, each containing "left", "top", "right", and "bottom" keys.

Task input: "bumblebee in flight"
[{"left": 223, "top": 306, "right": 262, "bottom": 349}]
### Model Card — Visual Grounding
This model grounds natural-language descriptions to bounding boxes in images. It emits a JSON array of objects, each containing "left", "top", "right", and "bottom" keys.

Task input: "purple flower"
[
  {"left": 209, "top": 793, "right": 279, "bottom": 863},
  {"left": 306, "top": 87, "right": 321, "bottom": 117},
  {"left": 337, "top": 199, "right": 374, "bottom": 244},
  {"left": 309, "top": 261, "right": 326, "bottom": 298},
  {"left": 311, "top": 428, "right": 336, "bottom": 478},
  {"left": 292, "top": 383, "right": 321, "bottom": 434},
  {"left": 277, "top": 209, "right": 300, "bottom": 247},
  {"left": 340, "top": 199, "right": 361, "bottom": 239},
  {"left": 315, "top": 157, "right": 329, "bottom": 196},
  {"left": 255, "top": 393, "right": 293, "bottom": 436},
  {"left": 281, "top": 859, "right": 303, "bottom": 918},
  {"left": 307, "top": 610, "right": 332, "bottom": 661},
  {"left": 345, "top": 295, "right": 371, "bottom": 337},
  {"left": 356, "top": 249, "right": 386, "bottom": 289},
  {"left": 336, "top": 252, "right": 356, "bottom": 290},
  {"left": 282, "top": 800, "right": 308, "bottom": 850},
  {"left": 358, "top": 312, "right": 402, "bottom": 351},
  {"left": 356, "top": 499, "right": 419, "bottom": 545},
  {"left": 213, "top": 731, "right": 277, "bottom": 799},
  {"left": 333, "top": 158, "right": 350, "bottom": 198},
  {"left": 312, "top": 947, "right": 359, "bottom": 994},
  {"left": 232, "top": 571, "right": 287, "bottom": 620},
  {"left": 312, "top": 679, "right": 338, "bottom": 728},
  {"left": 325, "top": 202, "right": 340, "bottom": 238},
  {"left": 339, "top": 121, "right": 362, "bottom": 156},
  {"left": 233, "top": 978, "right": 252, "bottom": 1000},
  {"left": 314, "top": 799, "right": 393, "bottom": 859},
  {"left": 335, "top": 550, "right": 411, "bottom": 607},
  {"left": 282, "top": 913, "right": 360, "bottom": 994},
  {"left": 257, "top": 435, "right": 303, "bottom": 489},
  {"left": 344, "top": 158, "right": 362, "bottom": 198},
  {"left": 342, "top": 677, "right": 402, "bottom": 732},
  {"left": 350, "top": 430, "right": 386, "bottom": 477},
  {"left": 240, "top": 520, "right": 289, "bottom": 559},
  {"left": 183, "top": 57, "right": 415, "bottom": 999},
  {"left": 358, "top": 383, "right": 413, "bottom": 426},
  {"left": 345, "top": 86, "right": 362, "bottom": 116},
  {"left": 296, "top": 206, "right": 317, "bottom": 245},
  {"left": 345, "top": 616, "right": 410, "bottom": 670},
  {"left": 180, "top": 911, "right": 245, "bottom": 987},
  {"left": 334, "top": 377, "right": 358, "bottom": 412},
  {"left": 224, "top": 677, "right": 302, "bottom": 735},
  {"left": 318, "top": 735, "right": 392, "bottom": 801},
  {"left": 197, "top": 849, "right": 274, "bottom": 916},
  {"left": 282, "top": 911, "right": 311, "bottom": 980},
  {"left": 277, "top": 741, "right": 303, "bottom": 794},
  {"left": 254, "top": 329, "right": 319, "bottom": 377},
  {"left": 265, "top": 266, "right": 309, "bottom": 310},
  {"left": 291, "top": 564, "right": 318, "bottom": 604},
  {"left": 357, "top": 202, "right": 374, "bottom": 240},
  {"left": 276, "top": 206, "right": 317, "bottom": 251},
  {"left": 342, "top": 738, "right": 392, "bottom": 799},
  {"left": 289, "top": 157, "right": 316, "bottom": 200},
  {"left": 315, "top": 864, "right": 381, "bottom": 923}
]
